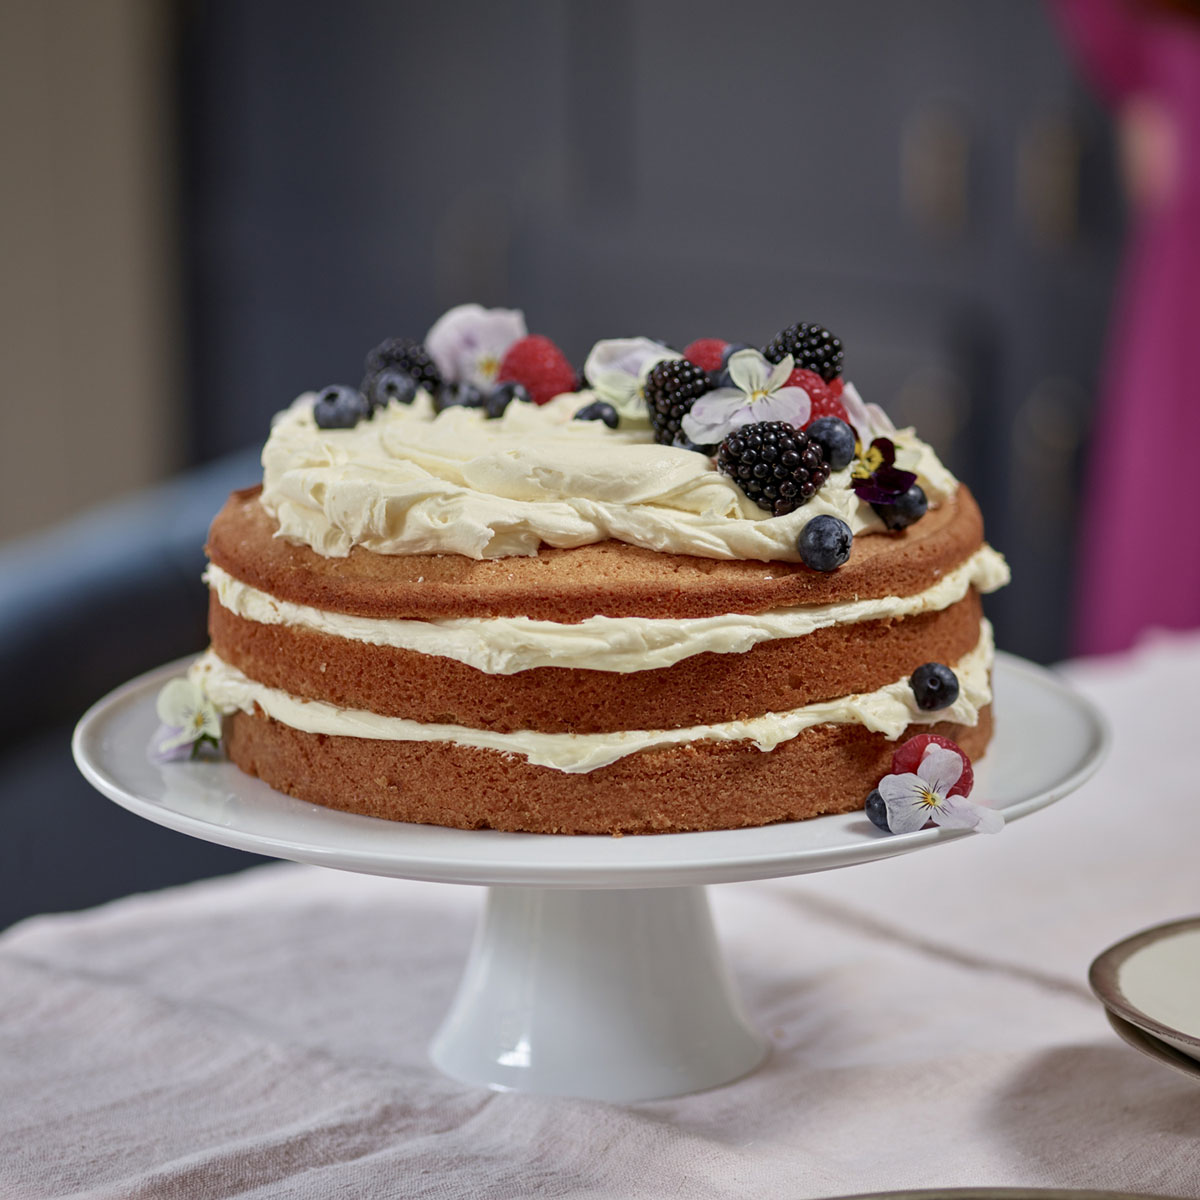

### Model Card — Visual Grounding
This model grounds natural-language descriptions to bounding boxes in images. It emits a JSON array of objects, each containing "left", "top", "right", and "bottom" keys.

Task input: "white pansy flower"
[
  {"left": 425, "top": 304, "right": 527, "bottom": 389},
  {"left": 681, "top": 350, "right": 812, "bottom": 446},
  {"left": 878, "top": 745, "right": 1003, "bottom": 835},
  {"left": 583, "top": 337, "right": 681, "bottom": 421},
  {"left": 840, "top": 381, "right": 895, "bottom": 447},
  {"left": 151, "top": 677, "right": 222, "bottom": 760}
]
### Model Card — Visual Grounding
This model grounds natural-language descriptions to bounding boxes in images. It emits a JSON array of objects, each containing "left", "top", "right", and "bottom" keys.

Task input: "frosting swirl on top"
[{"left": 260, "top": 391, "right": 958, "bottom": 562}]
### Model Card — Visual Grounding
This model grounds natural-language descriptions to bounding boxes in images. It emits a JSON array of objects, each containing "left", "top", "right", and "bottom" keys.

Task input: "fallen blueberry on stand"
[
  {"left": 313, "top": 385, "right": 369, "bottom": 429},
  {"left": 573, "top": 400, "right": 619, "bottom": 428},
  {"left": 797, "top": 514, "right": 853, "bottom": 572},
  {"left": 865, "top": 789, "right": 889, "bottom": 832}
]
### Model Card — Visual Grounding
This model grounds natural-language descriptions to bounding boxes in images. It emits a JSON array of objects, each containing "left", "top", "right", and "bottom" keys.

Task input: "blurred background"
[{"left": 0, "top": 0, "right": 1186, "bottom": 927}]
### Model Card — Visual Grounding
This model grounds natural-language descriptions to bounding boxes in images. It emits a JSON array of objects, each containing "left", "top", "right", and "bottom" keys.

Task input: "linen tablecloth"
[{"left": 1, "top": 634, "right": 1198, "bottom": 1199}]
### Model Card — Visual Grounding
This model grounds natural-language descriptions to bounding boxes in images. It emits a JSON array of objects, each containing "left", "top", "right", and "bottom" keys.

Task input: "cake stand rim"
[{"left": 72, "top": 651, "right": 1109, "bottom": 889}]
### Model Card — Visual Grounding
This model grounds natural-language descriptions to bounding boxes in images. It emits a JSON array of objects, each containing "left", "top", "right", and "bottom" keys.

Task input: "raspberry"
[
  {"left": 763, "top": 322, "right": 843, "bottom": 382},
  {"left": 785, "top": 367, "right": 851, "bottom": 428},
  {"left": 828, "top": 377, "right": 844, "bottom": 397},
  {"left": 716, "top": 422, "right": 830, "bottom": 517},
  {"left": 890, "top": 735, "right": 973, "bottom": 797},
  {"left": 682, "top": 338, "right": 728, "bottom": 373},
  {"left": 644, "top": 358, "right": 714, "bottom": 449},
  {"left": 497, "top": 335, "right": 577, "bottom": 406}
]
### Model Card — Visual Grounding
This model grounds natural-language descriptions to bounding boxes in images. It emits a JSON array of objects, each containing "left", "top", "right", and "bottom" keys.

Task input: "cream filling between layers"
[
  {"left": 204, "top": 546, "right": 1009, "bottom": 674},
  {"left": 192, "top": 620, "right": 993, "bottom": 774}
]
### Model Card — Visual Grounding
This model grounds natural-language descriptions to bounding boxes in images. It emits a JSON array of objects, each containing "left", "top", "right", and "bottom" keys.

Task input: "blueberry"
[
  {"left": 485, "top": 381, "right": 531, "bottom": 419},
  {"left": 313, "top": 385, "right": 369, "bottom": 429},
  {"left": 434, "top": 382, "right": 486, "bottom": 413},
  {"left": 865, "top": 789, "right": 890, "bottom": 832},
  {"left": 806, "top": 416, "right": 856, "bottom": 471},
  {"left": 796, "top": 514, "right": 853, "bottom": 572},
  {"left": 910, "top": 662, "right": 960, "bottom": 711},
  {"left": 573, "top": 400, "right": 619, "bottom": 429},
  {"left": 720, "top": 342, "right": 752, "bottom": 368},
  {"left": 362, "top": 367, "right": 417, "bottom": 410},
  {"left": 873, "top": 485, "right": 928, "bottom": 531}
]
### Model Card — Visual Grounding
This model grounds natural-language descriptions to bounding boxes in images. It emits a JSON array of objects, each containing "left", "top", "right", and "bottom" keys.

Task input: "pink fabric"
[{"left": 1053, "top": 0, "right": 1200, "bottom": 655}]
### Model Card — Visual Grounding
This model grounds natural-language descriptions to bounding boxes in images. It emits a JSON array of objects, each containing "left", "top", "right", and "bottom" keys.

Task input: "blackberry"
[
  {"left": 716, "top": 422, "right": 831, "bottom": 517},
  {"left": 363, "top": 337, "right": 442, "bottom": 398},
  {"left": 762, "top": 322, "right": 843, "bottom": 382},
  {"left": 644, "top": 358, "right": 714, "bottom": 450}
]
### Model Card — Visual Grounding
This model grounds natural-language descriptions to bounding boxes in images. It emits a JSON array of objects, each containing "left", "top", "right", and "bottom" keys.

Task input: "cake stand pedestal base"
[{"left": 430, "top": 885, "right": 768, "bottom": 1102}]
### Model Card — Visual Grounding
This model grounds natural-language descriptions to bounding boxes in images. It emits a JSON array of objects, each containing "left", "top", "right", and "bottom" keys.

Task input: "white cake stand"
[{"left": 73, "top": 652, "right": 1107, "bottom": 1102}]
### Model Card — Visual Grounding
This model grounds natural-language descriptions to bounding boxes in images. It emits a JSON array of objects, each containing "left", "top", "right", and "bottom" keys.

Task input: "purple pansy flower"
[
  {"left": 851, "top": 438, "right": 918, "bottom": 504},
  {"left": 840, "top": 381, "right": 895, "bottom": 447},
  {"left": 584, "top": 337, "right": 680, "bottom": 419},
  {"left": 681, "top": 349, "right": 811, "bottom": 446},
  {"left": 425, "top": 304, "right": 527, "bottom": 389},
  {"left": 877, "top": 744, "right": 1004, "bottom": 835}
]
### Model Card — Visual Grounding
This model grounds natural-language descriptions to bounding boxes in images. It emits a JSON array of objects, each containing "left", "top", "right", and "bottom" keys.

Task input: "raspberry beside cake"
[{"left": 188, "top": 308, "right": 1009, "bottom": 835}]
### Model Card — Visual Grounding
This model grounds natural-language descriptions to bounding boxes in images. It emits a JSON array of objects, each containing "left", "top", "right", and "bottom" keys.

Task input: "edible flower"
[
  {"left": 681, "top": 349, "right": 811, "bottom": 445},
  {"left": 840, "top": 381, "right": 895, "bottom": 446},
  {"left": 850, "top": 437, "right": 917, "bottom": 504},
  {"left": 877, "top": 745, "right": 1003, "bottom": 835},
  {"left": 425, "top": 304, "right": 527, "bottom": 389},
  {"left": 584, "top": 337, "right": 680, "bottom": 419},
  {"left": 151, "top": 677, "right": 222, "bottom": 761}
]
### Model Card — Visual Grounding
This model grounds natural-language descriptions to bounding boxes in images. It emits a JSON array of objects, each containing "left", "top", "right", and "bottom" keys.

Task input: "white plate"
[
  {"left": 1105, "top": 1009, "right": 1200, "bottom": 1086},
  {"left": 1091, "top": 917, "right": 1200, "bottom": 1065},
  {"left": 73, "top": 651, "right": 1108, "bottom": 890}
]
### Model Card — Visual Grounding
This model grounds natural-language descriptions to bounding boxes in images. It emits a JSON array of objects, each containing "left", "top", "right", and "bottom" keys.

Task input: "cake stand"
[{"left": 73, "top": 652, "right": 1107, "bottom": 1102}]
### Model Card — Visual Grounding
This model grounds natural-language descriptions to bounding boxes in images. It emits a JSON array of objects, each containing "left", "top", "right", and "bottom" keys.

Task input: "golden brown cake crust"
[
  {"left": 206, "top": 484, "right": 985, "bottom": 621},
  {"left": 209, "top": 589, "right": 985, "bottom": 734},
  {"left": 225, "top": 705, "right": 993, "bottom": 835}
]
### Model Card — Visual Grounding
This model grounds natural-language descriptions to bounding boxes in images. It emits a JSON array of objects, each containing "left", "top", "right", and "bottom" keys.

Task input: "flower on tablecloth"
[
  {"left": 425, "top": 304, "right": 528, "bottom": 389},
  {"left": 877, "top": 745, "right": 1003, "bottom": 835},
  {"left": 850, "top": 437, "right": 917, "bottom": 504},
  {"left": 150, "top": 677, "right": 222, "bottom": 762},
  {"left": 681, "top": 349, "right": 811, "bottom": 445}
]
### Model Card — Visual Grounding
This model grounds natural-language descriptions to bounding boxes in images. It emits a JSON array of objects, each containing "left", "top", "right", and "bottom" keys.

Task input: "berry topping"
[
  {"left": 828, "top": 376, "right": 844, "bottom": 397},
  {"left": 716, "top": 422, "right": 831, "bottom": 517},
  {"left": 363, "top": 338, "right": 442, "bottom": 398},
  {"left": 497, "top": 335, "right": 577, "bottom": 406},
  {"left": 682, "top": 338, "right": 728, "bottom": 373},
  {"left": 762, "top": 322, "right": 844, "bottom": 382},
  {"left": 720, "top": 342, "right": 752, "bottom": 367},
  {"left": 785, "top": 368, "right": 851, "bottom": 428},
  {"left": 796, "top": 514, "right": 853, "bottom": 571},
  {"left": 909, "top": 662, "right": 960, "bottom": 711},
  {"left": 865, "top": 789, "right": 889, "bottom": 831},
  {"left": 313, "top": 386, "right": 370, "bottom": 430},
  {"left": 806, "top": 416, "right": 856, "bottom": 471},
  {"left": 645, "top": 358, "right": 716, "bottom": 450},
  {"left": 362, "top": 367, "right": 417, "bottom": 410},
  {"left": 873, "top": 484, "right": 928, "bottom": 531},
  {"left": 574, "top": 400, "right": 619, "bottom": 428},
  {"left": 434, "top": 382, "right": 486, "bottom": 413},
  {"left": 891, "top": 734, "right": 973, "bottom": 797},
  {"left": 485, "top": 380, "right": 531, "bottom": 419}
]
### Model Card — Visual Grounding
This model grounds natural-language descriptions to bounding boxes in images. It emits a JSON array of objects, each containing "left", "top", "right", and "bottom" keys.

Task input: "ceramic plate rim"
[
  {"left": 1103, "top": 1008, "right": 1200, "bottom": 1086},
  {"left": 73, "top": 650, "right": 1109, "bottom": 888},
  {"left": 1089, "top": 916, "right": 1200, "bottom": 1052}
]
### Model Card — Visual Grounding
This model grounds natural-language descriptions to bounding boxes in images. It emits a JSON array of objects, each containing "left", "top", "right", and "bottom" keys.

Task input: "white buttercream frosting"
[
  {"left": 205, "top": 546, "right": 1009, "bottom": 675},
  {"left": 192, "top": 620, "right": 993, "bottom": 774},
  {"left": 259, "top": 391, "right": 958, "bottom": 562}
]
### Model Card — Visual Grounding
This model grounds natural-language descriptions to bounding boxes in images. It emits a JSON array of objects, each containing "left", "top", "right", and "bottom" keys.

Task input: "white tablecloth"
[{"left": 2, "top": 633, "right": 1199, "bottom": 1199}]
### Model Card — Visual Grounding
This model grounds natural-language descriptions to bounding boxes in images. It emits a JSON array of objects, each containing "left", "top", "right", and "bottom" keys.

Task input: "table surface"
[{"left": 3, "top": 631, "right": 1199, "bottom": 1199}]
